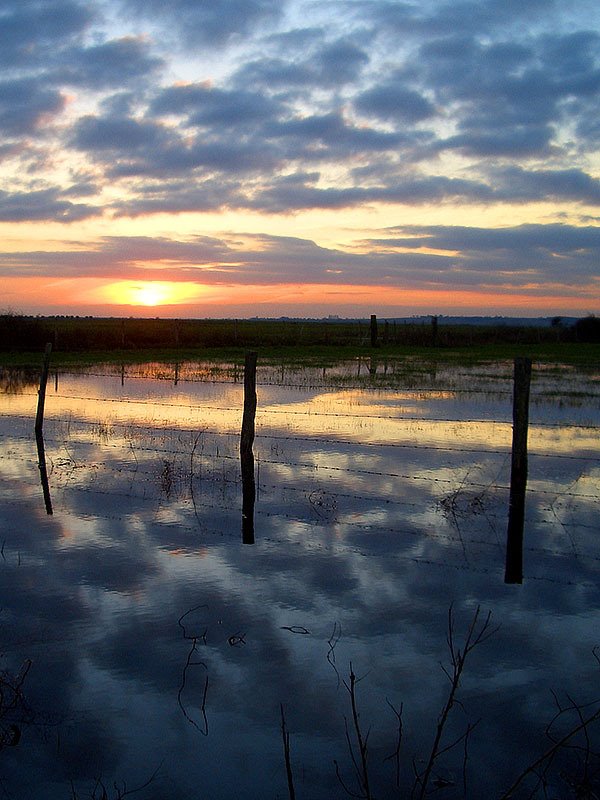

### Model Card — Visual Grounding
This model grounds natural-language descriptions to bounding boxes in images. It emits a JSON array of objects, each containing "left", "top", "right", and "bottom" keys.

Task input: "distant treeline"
[{"left": 1, "top": 313, "right": 599, "bottom": 352}]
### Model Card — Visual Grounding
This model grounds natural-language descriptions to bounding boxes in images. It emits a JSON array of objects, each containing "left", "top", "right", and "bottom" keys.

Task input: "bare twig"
[
  {"left": 280, "top": 704, "right": 296, "bottom": 800},
  {"left": 177, "top": 605, "right": 209, "bottom": 735},
  {"left": 336, "top": 663, "right": 373, "bottom": 800},
  {"left": 327, "top": 622, "right": 342, "bottom": 688},
  {"left": 384, "top": 699, "right": 403, "bottom": 788},
  {"left": 189, "top": 430, "right": 205, "bottom": 526},
  {"left": 498, "top": 703, "right": 600, "bottom": 799},
  {"left": 413, "top": 605, "right": 495, "bottom": 800}
]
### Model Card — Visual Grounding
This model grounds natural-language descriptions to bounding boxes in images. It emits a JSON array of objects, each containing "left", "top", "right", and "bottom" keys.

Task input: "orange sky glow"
[{"left": 4, "top": 274, "right": 597, "bottom": 318}]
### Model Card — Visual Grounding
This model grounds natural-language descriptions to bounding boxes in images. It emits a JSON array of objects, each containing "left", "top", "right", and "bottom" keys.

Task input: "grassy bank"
[
  {"left": 1, "top": 314, "right": 599, "bottom": 369},
  {"left": 1, "top": 341, "right": 599, "bottom": 371}
]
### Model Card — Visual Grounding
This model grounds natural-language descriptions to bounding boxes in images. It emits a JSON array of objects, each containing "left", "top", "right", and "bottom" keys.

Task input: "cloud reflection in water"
[{"left": 0, "top": 360, "right": 598, "bottom": 798}]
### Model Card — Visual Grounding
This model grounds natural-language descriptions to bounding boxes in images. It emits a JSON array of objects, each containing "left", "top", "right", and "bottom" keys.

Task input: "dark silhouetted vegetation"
[
  {"left": 1, "top": 313, "right": 599, "bottom": 356},
  {"left": 573, "top": 314, "right": 600, "bottom": 342}
]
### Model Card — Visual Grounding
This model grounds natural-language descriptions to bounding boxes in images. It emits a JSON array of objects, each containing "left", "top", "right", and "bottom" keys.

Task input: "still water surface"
[{"left": 0, "top": 359, "right": 599, "bottom": 798}]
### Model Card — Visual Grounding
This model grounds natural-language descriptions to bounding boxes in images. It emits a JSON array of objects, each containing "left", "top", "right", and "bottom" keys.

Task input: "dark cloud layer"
[{"left": 1, "top": 224, "right": 597, "bottom": 295}]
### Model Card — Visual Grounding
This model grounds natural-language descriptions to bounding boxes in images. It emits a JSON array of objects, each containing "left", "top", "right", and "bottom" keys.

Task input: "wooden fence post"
[
  {"left": 241, "top": 351, "right": 257, "bottom": 544},
  {"left": 35, "top": 342, "right": 52, "bottom": 435},
  {"left": 370, "top": 314, "right": 378, "bottom": 348},
  {"left": 505, "top": 357, "right": 532, "bottom": 584}
]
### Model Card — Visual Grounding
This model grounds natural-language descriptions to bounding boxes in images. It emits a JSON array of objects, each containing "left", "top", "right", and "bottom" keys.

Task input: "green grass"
[{"left": 1, "top": 341, "right": 599, "bottom": 370}]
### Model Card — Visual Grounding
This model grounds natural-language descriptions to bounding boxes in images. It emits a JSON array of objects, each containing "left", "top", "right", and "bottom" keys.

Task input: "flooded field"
[{"left": 1, "top": 357, "right": 599, "bottom": 799}]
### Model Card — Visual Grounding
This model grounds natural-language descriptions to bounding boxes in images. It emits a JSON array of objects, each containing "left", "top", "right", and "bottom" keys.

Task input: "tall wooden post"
[
  {"left": 241, "top": 351, "right": 257, "bottom": 544},
  {"left": 370, "top": 314, "right": 378, "bottom": 348},
  {"left": 35, "top": 343, "right": 52, "bottom": 435},
  {"left": 431, "top": 315, "right": 438, "bottom": 347},
  {"left": 505, "top": 357, "right": 532, "bottom": 584}
]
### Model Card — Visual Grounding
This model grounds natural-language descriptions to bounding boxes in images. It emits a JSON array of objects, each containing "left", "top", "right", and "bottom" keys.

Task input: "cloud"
[
  {"left": 354, "top": 81, "right": 436, "bottom": 123},
  {"left": 368, "top": 223, "right": 600, "bottom": 282},
  {"left": 56, "top": 36, "right": 164, "bottom": 89},
  {"left": 118, "top": 0, "right": 283, "bottom": 45},
  {"left": 0, "top": 187, "right": 98, "bottom": 222},
  {"left": 365, "top": 0, "right": 561, "bottom": 39},
  {"left": 0, "top": 77, "right": 66, "bottom": 135},
  {"left": 244, "top": 174, "right": 494, "bottom": 213},
  {"left": 108, "top": 163, "right": 600, "bottom": 217},
  {"left": 490, "top": 166, "right": 600, "bottom": 204},
  {"left": 0, "top": 225, "right": 597, "bottom": 294},
  {"left": 72, "top": 114, "right": 172, "bottom": 152},
  {"left": 231, "top": 35, "right": 369, "bottom": 91},
  {"left": 150, "top": 83, "right": 283, "bottom": 128},
  {"left": 0, "top": 0, "right": 92, "bottom": 68}
]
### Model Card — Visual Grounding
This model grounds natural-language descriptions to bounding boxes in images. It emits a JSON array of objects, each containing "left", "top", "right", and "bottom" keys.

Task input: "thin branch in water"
[
  {"left": 280, "top": 704, "right": 296, "bottom": 800},
  {"left": 177, "top": 604, "right": 209, "bottom": 735},
  {"left": 384, "top": 699, "right": 403, "bottom": 789},
  {"left": 498, "top": 703, "right": 600, "bottom": 799},
  {"left": 413, "top": 605, "right": 496, "bottom": 800},
  {"left": 327, "top": 622, "right": 342, "bottom": 689},
  {"left": 189, "top": 430, "right": 205, "bottom": 526},
  {"left": 113, "top": 760, "right": 164, "bottom": 798},
  {"left": 462, "top": 719, "right": 478, "bottom": 797},
  {"left": 337, "top": 663, "right": 373, "bottom": 800}
]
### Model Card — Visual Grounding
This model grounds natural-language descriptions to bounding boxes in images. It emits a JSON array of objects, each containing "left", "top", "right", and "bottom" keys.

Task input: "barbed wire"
[
  {"left": 2, "top": 439, "right": 598, "bottom": 501},
  {"left": 1, "top": 396, "right": 598, "bottom": 431},
  {"left": 1, "top": 482, "right": 597, "bottom": 589}
]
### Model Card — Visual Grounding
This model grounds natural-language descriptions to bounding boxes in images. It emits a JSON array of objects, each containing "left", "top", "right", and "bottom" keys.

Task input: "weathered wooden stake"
[
  {"left": 241, "top": 351, "right": 257, "bottom": 455},
  {"left": 505, "top": 357, "right": 532, "bottom": 584},
  {"left": 35, "top": 342, "right": 52, "bottom": 435},
  {"left": 241, "top": 351, "right": 257, "bottom": 544},
  {"left": 431, "top": 315, "right": 438, "bottom": 347},
  {"left": 370, "top": 314, "right": 378, "bottom": 348}
]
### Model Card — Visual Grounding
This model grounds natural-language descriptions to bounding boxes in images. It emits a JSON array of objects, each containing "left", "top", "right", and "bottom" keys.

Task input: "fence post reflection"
[
  {"left": 36, "top": 431, "right": 53, "bottom": 515},
  {"left": 241, "top": 351, "right": 257, "bottom": 544},
  {"left": 505, "top": 357, "right": 532, "bottom": 584}
]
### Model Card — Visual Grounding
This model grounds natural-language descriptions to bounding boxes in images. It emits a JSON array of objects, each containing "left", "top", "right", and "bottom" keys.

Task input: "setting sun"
[
  {"left": 136, "top": 283, "right": 168, "bottom": 306},
  {"left": 101, "top": 281, "right": 204, "bottom": 307}
]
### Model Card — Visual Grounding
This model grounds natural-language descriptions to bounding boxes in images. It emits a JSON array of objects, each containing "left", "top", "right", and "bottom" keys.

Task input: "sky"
[{"left": 1, "top": 0, "right": 599, "bottom": 319}]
